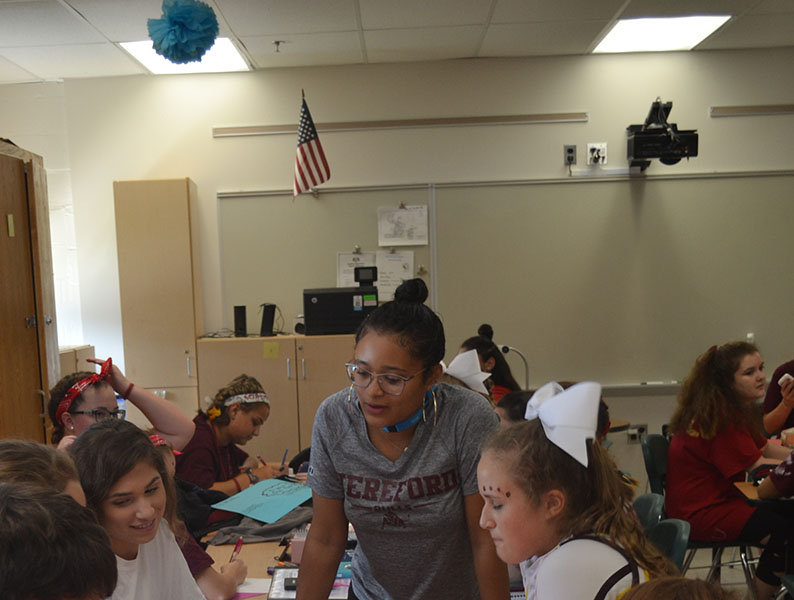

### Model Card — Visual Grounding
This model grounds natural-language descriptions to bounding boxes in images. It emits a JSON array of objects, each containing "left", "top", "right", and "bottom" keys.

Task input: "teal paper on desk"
[{"left": 211, "top": 479, "right": 312, "bottom": 523}]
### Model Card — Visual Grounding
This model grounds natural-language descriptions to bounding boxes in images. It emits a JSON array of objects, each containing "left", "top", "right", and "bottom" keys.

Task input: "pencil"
[{"left": 229, "top": 536, "right": 244, "bottom": 562}]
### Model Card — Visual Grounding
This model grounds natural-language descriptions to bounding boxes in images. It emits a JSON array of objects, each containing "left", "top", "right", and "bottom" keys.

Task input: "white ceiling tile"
[
  {"left": 748, "top": 0, "right": 794, "bottom": 15},
  {"left": 0, "top": 53, "right": 38, "bottom": 83},
  {"left": 481, "top": 21, "right": 609, "bottom": 57},
  {"left": 492, "top": 0, "right": 625, "bottom": 23},
  {"left": 216, "top": 0, "right": 358, "bottom": 36},
  {"left": 0, "top": 0, "right": 105, "bottom": 46},
  {"left": 620, "top": 0, "right": 747, "bottom": 18},
  {"left": 65, "top": 0, "right": 164, "bottom": 41},
  {"left": 364, "top": 26, "right": 483, "bottom": 63},
  {"left": 0, "top": 43, "right": 145, "bottom": 79},
  {"left": 697, "top": 13, "right": 794, "bottom": 49},
  {"left": 360, "top": 0, "right": 491, "bottom": 29},
  {"left": 242, "top": 32, "right": 363, "bottom": 68}
]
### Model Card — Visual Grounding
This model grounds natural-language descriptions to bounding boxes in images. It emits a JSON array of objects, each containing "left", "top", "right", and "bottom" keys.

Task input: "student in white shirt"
[
  {"left": 71, "top": 419, "right": 204, "bottom": 600},
  {"left": 477, "top": 382, "right": 673, "bottom": 600}
]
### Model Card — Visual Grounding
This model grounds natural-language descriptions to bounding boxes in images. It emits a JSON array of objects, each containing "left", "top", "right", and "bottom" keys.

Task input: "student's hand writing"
[
  {"left": 220, "top": 558, "right": 248, "bottom": 585},
  {"left": 252, "top": 463, "right": 286, "bottom": 480}
]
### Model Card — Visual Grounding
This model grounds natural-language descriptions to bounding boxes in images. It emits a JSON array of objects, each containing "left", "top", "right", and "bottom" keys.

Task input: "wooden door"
[
  {"left": 295, "top": 334, "right": 356, "bottom": 448},
  {"left": 0, "top": 153, "right": 45, "bottom": 440},
  {"left": 196, "top": 337, "right": 300, "bottom": 461}
]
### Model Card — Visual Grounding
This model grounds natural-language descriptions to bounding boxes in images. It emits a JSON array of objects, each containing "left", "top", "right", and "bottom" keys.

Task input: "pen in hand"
[
  {"left": 280, "top": 448, "right": 289, "bottom": 472},
  {"left": 229, "top": 536, "right": 244, "bottom": 563},
  {"left": 257, "top": 455, "right": 267, "bottom": 467}
]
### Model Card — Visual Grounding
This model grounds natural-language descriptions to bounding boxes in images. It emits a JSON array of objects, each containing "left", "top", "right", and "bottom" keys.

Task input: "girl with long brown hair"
[
  {"left": 478, "top": 381, "right": 672, "bottom": 599},
  {"left": 666, "top": 342, "right": 794, "bottom": 600}
]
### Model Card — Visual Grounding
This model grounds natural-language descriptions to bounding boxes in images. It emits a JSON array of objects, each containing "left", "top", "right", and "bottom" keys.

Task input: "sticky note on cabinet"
[{"left": 262, "top": 342, "right": 280, "bottom": 359}]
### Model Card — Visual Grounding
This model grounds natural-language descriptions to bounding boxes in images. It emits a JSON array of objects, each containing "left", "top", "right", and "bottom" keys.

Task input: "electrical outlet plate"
[
  {"left": 627, "top": 423, "right": 648, "bottom": 444},
  {"left": 587, "top": 142, "right": 607, "bottom": 166},
  {"left": 563, "top": 144, "right": 576, "bottom": 166}
]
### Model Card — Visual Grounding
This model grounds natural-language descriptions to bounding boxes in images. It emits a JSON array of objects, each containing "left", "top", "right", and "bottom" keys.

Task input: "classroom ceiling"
[{"left": 0, "top": 0, "right": 792, "bottom": 83}]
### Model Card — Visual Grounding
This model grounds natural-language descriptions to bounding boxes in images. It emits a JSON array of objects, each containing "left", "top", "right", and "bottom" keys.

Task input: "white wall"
[
  {"left": 0, "top": 82, "right": 83, "bottom": 347},
  {"left": 5, "top": 47, "right": 793, "bottom": 372}
]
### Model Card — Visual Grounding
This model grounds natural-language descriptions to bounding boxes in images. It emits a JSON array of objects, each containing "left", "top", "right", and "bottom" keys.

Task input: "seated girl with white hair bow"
[
  {"left": 175, "top": 374, "right": 284, "bottom": 495},
  {"left": 477, "top": 382, "right": 674, "bottom": 600}
]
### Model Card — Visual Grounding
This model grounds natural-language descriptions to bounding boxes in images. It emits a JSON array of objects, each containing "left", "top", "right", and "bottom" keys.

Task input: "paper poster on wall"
[
  {"left": 336, "top": 251, "right": 376, "bottom": 287},
  {"left": 376, "top": 250, "right": 414, "bottom": 301},
  {"left": 377, "top": 205, "right": 428, "bottom": 246}
]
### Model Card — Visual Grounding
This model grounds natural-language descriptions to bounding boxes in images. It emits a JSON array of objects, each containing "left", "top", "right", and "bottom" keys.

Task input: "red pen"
[
  {"left": 257, "top": 455, "right": 267, "bottom": 467},
  {"left": 229, "top": 536, "right": 244, "bottom": 562}
]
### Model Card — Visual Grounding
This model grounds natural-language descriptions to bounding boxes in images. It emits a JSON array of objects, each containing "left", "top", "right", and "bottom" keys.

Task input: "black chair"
[
  {"left": 632, "top": 492, "right": 665, "bottom": 533},
  {"left": 648, "top": 518, "right": 690, "bottom": 571},
  {"left": 640, "top": 431, "right": 758, "bottom": 595}
]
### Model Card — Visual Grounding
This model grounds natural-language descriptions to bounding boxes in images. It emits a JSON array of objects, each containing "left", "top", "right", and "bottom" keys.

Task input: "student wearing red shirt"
[{"left": 666, "top": 342, "right": 794, "bottom": 600}]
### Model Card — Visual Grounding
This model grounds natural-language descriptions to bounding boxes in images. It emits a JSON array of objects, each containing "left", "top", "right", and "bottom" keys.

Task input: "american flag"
[{"left": 293, "top": 98, "right": 330, "bottom": 197}]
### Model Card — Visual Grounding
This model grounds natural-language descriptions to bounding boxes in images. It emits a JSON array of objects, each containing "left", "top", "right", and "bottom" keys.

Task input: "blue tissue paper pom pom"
[{"left": 147, "top": 0, "right": 220, "bottom": 64}]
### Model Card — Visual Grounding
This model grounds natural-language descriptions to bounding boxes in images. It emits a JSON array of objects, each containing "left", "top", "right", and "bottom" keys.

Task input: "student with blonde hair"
[{"left": 478, "top": 382, "right": 672, "bottom": 599}]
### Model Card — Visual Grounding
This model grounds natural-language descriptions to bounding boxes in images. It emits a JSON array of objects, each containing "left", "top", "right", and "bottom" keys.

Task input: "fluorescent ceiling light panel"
[
  {"left": 593, "top": 16, "right": 731, "bottom": 53},
  {"left": 120, "top": 38, "right": 249, "bottom": 74}
]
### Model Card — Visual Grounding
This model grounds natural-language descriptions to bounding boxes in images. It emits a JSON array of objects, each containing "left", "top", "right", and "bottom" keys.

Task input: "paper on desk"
[
  {"left": 232, "top": 578, "right": 271, "bottom": 599},
  {"left": 212, "top": 479, "right": 312, "bottom": 524}
]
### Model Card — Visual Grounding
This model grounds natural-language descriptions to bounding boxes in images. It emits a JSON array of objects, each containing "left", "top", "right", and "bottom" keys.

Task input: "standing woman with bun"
[
  {"left": 460, "top": 324, "right": 522, "bottom": 402},
  {"left": 297, "top": 279, "right": 508, "bottom": 600}
]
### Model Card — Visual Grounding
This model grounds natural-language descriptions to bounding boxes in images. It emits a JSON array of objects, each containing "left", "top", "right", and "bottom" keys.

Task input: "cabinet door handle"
[
  {"left": 186, "top": 356, "right": 192, "bottom": 377},
  {"left": 286, "top": 358, "right": 291, "bottom": 380},
  {"left": 301, "top": 358, "right": 306, "bottom": 380}
]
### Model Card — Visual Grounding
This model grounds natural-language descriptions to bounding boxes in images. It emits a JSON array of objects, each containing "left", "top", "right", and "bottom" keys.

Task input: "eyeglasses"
[
  {"left": 345, "top": 363, "right": 425, "bottom": 396},
  {"left": 69, "top": 408, "right": 126, "bottom": 422}
]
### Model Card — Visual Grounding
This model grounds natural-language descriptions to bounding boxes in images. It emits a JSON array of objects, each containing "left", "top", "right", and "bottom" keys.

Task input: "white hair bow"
[
  {"left": 524, "top": 381, "right": 601, "bottom": 467},
  {"left": 443, "top": 349, "right": 491, "bottom": 395}
]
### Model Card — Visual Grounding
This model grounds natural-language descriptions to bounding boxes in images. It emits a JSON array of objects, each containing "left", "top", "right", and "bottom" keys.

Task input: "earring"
[
  {"left": 422, "top": 389, "right": 438, "bottom": 426},
  {"left": 347, "top": 383, "right": 355, "bottom": 404}
]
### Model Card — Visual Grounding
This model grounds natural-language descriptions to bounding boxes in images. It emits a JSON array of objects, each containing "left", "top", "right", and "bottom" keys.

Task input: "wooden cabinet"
[
  {"left": 59, "top": 345, "right": 95, "bottom": 377},
  {"left": 197, "top": 334, "right": 354, "bottom": 460},
  {"left": 0, "top": 141, "right": 58, "bottom": 441},
  {"left": 114, "top": 179, "right": 203, "bottom": 424}
]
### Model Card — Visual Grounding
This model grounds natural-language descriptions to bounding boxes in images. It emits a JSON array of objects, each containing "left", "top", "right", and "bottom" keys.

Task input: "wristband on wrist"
[
  {"left": 245, "top": 467, "right": 259, "bottom": 484},
  {"left": 121, "top": 383, "right": 135, "bottom": 399},
  {"left": 232, "top": 476, "right": 242, "bottom": 493}
]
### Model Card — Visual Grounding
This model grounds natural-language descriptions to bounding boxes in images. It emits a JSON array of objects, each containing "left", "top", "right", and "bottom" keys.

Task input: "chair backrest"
[
  {"left": 632, "top": 493, "right": 665, "bottom": 532},
  {"left": 641, "top": 433, "right": 669, "bottom": 495},
  {"left": 647, "top": 518, "right": 690, "bottom": 571}
]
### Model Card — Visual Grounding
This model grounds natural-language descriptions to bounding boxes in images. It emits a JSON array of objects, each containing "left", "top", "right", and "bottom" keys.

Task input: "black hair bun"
[
  {"left": 394, "top": 278, "right": 428, "bottom": 304},
  {"left": 477, "top": 323, "right": 494, "bottom": 340}
]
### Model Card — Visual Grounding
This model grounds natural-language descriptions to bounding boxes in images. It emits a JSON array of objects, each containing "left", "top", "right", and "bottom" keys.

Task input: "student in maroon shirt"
[{"left": 666, "top": 342, "right": 794, "bottom": 600}]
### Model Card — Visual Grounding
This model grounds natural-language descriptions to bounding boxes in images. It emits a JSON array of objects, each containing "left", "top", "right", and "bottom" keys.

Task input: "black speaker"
[
  {"left": 234, "top": 305, "right": 247, "bottom": 337},
  {"left": 259, "top": 303, "right": 276, "bottom": 337}
]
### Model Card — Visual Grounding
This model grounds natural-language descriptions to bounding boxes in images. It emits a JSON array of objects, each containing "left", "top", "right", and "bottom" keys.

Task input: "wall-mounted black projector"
[{"left": 627, "top": 99, "right": 698, "bottom": 171}]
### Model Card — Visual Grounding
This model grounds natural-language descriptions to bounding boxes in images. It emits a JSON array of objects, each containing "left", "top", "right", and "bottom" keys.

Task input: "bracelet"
[
  {"left": 121, "top": 383, "right": 135, "bottom": 399},
  {"left": 245, "top": 467, "right": 259, "bottom": 484},
  {"left": 232, "top": 476, "right": 242, "bottom": 493}
]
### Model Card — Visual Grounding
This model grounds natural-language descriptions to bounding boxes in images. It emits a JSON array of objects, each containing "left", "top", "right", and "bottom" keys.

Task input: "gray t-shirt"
[{"left": 308, "top": 383, "right": 499, "bottom": 600}]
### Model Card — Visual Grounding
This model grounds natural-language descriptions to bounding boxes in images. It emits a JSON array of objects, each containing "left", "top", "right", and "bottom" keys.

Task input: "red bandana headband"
[
  {"left": 149, "top": 433, "right": 182, "bottom": 455},
  {"left": 56, "top": 358, "right": 113, "bottom": 426}
]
